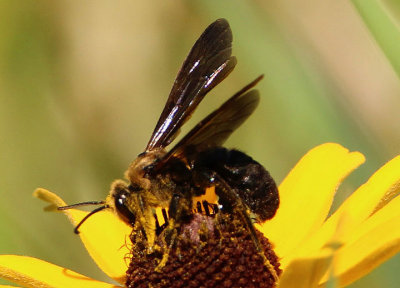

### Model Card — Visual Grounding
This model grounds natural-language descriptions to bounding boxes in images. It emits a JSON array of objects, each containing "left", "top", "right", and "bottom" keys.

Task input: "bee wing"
[
  {"left": 146, "top": 18, "right": 236, "bottom": 151},
  {"left": 162, "top": 75, "right": 263, "bottom": 163}
]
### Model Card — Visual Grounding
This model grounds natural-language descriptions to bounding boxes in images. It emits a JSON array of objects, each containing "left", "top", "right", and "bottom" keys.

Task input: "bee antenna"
[
  {"left": 57, "top": 201, "right": 108, "bottom": 234},
  {"left": 57, "top": 200, "right": 106, "bottom": 210},
  {"left": 73, "top": 205, "right": 108, "bottom": 234}
]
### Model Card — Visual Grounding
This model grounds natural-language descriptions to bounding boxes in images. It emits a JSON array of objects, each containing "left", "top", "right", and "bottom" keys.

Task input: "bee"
[{"left": 59, "top": 18, "right": 279, "bottom": 275}]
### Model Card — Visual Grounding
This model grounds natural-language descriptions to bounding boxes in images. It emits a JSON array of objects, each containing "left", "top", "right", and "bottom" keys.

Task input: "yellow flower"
[{"left": 1, "top": 143, "right": 400, "bottom": 287}]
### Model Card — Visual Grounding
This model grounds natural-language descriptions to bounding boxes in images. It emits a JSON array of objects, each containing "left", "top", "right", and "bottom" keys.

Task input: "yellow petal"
[
  {"left": 319, "top": 194, "right": 400, "bottom": 286},
  {"left": 278, "top": 248, "right": 334, "bottom": 288},
  {"left": 370, "top": 156, "right": 400, "bottom": 212},
  {"left": 347, "top": 194, "right": 400, "bottom": 244},
  {"left": 0, "top": 255, "right": 119, "bottom": 288},
  {"left": 34, "top": 189, "right": 131, "bottom": 284},
  {"left": 258, "top": 143, "right": 364, "bottom": 258},
  {"left": 294, "top": 155, "right": 400, "bottom": 260},
  {"left": 336, "top": 155, "right": 400, "bottom": 233}
]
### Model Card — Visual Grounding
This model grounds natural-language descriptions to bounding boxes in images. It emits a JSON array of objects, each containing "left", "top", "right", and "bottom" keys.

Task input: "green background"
[{"left": 1, "top": 1, "right": 400, "bottom": 287}]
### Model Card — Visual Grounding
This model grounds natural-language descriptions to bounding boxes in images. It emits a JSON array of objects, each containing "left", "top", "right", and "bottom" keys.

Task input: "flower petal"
[
  {"left": 278, "top": 248, "right": 334, "bottom": 288},
  {"left": 320, "top": 194, "right": 400, "bottom": 286},
  {"left": 335, "top": 155, "right": 400, "bottom": 235},
  {"left": 258, "top": 143, "right": 365, "bottom": 258},
  {"left": 0, "top": 255, "right": 119, "bottom": 288},
  {"left": 293, "top": 155, "right": 400, "bottom": 260},
  {"left": 34, "top": 189, "right": 131, "bottom": 284}
]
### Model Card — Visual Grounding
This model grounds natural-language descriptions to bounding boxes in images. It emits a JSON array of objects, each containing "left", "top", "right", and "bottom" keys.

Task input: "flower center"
[{"left": 125, "top": 210, "right": 281, "bottom": 288}]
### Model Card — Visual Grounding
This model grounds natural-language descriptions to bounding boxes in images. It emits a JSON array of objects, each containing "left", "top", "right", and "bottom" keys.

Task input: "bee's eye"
[{"left": 114, "top": 192, "right": 136, "bottom": 226}]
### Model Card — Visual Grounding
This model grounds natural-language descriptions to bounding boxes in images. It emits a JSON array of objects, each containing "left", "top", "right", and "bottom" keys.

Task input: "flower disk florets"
[{"left": 126, "top": 212, "right": 281, "bottom": 288}]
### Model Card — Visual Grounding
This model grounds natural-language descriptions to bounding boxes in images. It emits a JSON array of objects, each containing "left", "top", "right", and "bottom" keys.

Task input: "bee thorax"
[{"left": 125, "top": 149, "right": 167, "bottom": 190}]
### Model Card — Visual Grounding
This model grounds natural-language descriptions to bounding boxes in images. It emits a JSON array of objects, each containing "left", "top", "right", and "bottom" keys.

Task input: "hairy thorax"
[{"left": 125, "top": 149, "right": 176, "bottom": 208}]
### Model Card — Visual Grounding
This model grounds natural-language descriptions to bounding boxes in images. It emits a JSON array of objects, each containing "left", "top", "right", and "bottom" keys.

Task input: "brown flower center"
[{"left": 126, "top": 212, "right": 281, "bottom": 288}]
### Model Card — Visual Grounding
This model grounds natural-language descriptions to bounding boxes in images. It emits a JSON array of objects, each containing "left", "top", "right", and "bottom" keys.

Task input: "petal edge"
[{"left": 0, "top": 255, "right": 119, "bottom": 288}]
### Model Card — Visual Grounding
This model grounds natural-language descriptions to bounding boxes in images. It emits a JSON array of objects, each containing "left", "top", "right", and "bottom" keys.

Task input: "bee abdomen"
[{"left": 193, "top": 148, "right": 279, "bottom": 222}]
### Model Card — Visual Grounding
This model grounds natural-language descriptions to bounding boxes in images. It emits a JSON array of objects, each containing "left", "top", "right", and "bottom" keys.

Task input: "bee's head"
[{"left": 108, "top": 180, "right": 138, "bottom": 227}]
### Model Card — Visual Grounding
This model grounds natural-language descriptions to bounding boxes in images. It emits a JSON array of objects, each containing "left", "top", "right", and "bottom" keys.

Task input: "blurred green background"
[{"left": 1, "top": 1, "right": 400, "bottom": 287}]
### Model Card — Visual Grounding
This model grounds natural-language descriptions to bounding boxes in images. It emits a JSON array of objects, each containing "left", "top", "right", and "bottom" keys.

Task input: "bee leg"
[
  {"left": 155, "top": 219, "right": 176, "bottom": 271},
  {"left": 214, "top": 176, "right": 279, "bottom": 283},
  {"left": 155, "top": 192, "right": 191, "bottom": 271}
]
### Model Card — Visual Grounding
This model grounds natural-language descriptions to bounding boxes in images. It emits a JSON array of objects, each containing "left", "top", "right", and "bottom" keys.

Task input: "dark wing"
[
  {"left": 145, "top": 18, "right": 236, "bottom": 151},
  {"left": 160, "top": 75, "right": 263, "bottom": 163}
]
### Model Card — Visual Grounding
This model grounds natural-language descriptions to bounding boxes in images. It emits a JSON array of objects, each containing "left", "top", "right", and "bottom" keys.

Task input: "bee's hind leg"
[{"left": 214, "top": 176, "right": 279, "bottom": 283}]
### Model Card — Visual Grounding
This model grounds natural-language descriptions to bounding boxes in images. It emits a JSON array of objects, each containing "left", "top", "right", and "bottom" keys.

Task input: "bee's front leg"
[{"left": 155, "top": 192, "right": 192, "bottom": 271}]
